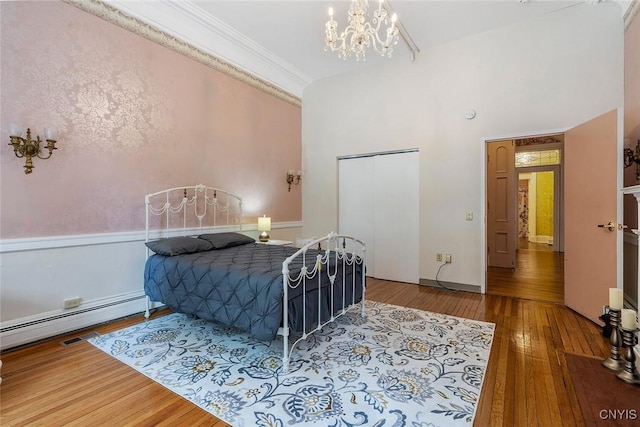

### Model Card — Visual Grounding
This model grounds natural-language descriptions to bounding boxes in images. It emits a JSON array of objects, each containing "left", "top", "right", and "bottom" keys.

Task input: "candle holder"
[
  {"left": 602, "top": 307, "right": 624, "bottom": 371},
  {"left": 616, "top": 327, "right": 640, "bottom": 385}
]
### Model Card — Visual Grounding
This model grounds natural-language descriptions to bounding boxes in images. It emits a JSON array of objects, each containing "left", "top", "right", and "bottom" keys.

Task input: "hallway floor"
[{"left": 487, "top": 239, "right": 564, "bottom": 304}]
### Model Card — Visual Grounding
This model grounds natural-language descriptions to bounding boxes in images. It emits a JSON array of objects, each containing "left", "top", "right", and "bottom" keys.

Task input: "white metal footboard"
[{"left": 280, "top": 232, "right": 366, "bottom": 371}]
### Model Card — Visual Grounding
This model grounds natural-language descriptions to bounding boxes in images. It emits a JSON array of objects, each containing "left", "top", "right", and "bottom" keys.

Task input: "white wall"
[{"left": 302, "top": 3, "right": 624, "bottom": 287}]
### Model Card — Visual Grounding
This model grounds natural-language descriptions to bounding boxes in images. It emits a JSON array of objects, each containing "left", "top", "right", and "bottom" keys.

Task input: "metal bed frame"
[{"left": 144, "top": 184, "right": 366, "bottom": 370}]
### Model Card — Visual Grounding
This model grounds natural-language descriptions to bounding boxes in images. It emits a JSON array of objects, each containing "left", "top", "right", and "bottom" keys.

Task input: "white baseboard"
[
  {"left": 0, "top": 291, "right": 155, "bottom": 351},
  {"left": 531, "top": 235, "right": 553, "bottom": 245}
]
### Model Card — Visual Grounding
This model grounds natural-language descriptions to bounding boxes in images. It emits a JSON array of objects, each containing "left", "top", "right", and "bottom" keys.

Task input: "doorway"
[
  {"left": 517, "top": 167, "right": 561, "bottom": 251},
  {"left": 486, "top": 135, "right": 565, "bottom": 303}
]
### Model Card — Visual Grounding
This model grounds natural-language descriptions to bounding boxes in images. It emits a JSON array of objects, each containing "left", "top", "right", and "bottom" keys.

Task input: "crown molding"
[
  {"left": 160, "top": 1, "right": 312, "bottom": 92},
  {"left": 63, "top": 0, "right": 302, "bottom": 106},
  {"left": 622, "top": 0, "right": 639, "bottom": 30}
]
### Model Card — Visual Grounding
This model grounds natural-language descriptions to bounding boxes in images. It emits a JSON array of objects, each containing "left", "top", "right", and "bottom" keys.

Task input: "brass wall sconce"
[
  {"left": 624, "top": 140, "right": 640, "bottom": 180},
  {"left": 286, "top": 169, "right": 302, "bottom": 191},
  {"left": 8, "top": 124, "right": 59, "bottom": 174}
]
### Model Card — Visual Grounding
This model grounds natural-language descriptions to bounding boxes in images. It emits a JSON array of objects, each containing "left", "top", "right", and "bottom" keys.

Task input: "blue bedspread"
[{"left": 144, "top": 243, "right": 363, "bottom": 341}]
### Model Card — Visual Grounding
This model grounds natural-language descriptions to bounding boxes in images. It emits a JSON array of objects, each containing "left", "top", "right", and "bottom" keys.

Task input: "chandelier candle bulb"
[
  {"left": 609, "top": 288, "right": 623, "bottom": 310},
  {"left": 621, "top": 309, "right": 637, "bottom": 330}
]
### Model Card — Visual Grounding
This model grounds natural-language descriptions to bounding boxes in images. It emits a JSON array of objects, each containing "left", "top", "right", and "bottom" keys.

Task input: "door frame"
[
  {"left": 480, "top": 111, "right": 624, "bottom": 295},
  {"left": 516, "top": 142, "right": 564, "bottom": 254},
  {"left": 481, "top": 128, "right": 574, "bottom": 294}
]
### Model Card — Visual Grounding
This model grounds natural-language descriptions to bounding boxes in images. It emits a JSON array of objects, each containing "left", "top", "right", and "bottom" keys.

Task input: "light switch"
[{"left": 466, "top": 211, "right": 473, "bottom": 221}]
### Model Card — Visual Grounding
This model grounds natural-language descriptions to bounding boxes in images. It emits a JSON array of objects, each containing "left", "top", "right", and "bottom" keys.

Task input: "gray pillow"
[
  {"left": 198, "top": 232, "right": 255, "bottom": 249},
  {"left": 145, "top": 236, "right": 213, "bottom": 256}
]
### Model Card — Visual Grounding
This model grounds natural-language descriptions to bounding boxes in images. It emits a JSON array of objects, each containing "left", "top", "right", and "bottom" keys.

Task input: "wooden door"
[
  {"left": 565, "top": 109, "right": 621, "bottom": 324},
  {"left": 487, "top": 140, "right": 516, "bottom": 268}
]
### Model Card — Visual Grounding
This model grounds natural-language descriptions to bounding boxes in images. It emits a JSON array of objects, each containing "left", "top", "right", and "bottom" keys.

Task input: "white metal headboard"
[{"left": 145, "top": 184, "right": 243, "bottom": 242}]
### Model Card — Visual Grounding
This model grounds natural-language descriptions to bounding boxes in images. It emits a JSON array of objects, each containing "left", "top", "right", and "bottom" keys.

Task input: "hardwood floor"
[
  {"left": 487, "top": 240, "right": 564, "bottom": 304},
  {"left": 0, "top": 279, "right": 609, "bottom": 426}
]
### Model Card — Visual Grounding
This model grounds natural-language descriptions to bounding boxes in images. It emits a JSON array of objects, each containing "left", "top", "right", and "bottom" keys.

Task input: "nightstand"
[{"left": 257, "top": 239, "right": 293, "bottom": 246}]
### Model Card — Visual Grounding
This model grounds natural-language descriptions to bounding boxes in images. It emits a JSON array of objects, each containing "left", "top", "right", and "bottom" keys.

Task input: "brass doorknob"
[{"left": 597, "top": 221, "right": 616, "bottom": 232}]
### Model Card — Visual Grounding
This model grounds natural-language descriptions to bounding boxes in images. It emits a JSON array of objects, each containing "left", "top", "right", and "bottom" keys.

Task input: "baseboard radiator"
[{"left": 0, "top": 291, "right": 151, "bottom": 351}]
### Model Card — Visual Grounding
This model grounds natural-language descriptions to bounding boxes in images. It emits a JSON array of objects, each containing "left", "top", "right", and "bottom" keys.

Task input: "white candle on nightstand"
[
  {"left": 621, "top": 309, "right": 637, "bottom": 330},
  {"left": 609, "top": 288, "right": 623, "bottom": 310}
]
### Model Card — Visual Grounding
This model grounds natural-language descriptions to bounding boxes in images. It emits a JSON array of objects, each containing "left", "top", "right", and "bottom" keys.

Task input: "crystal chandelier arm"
[
  {"left": 371, "top": 6, "right": 388, "bottom": 32},
  {"left": 325, "top": 9, "right": 338, "bottom": 47},
  {"left": 371, "top": 13, "right": 397, "bottom": 53}
]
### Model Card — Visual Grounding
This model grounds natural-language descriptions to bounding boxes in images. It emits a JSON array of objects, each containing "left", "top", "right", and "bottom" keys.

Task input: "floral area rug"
[{"left": 89, "top": 301, "right": 495, "bottom": 426}]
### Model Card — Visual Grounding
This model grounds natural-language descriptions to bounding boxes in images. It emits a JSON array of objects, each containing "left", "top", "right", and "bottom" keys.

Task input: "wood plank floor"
[
  {"left": 487, "top": 241, "right": 564, "bottom": 304},
  {"left": 0, "top": 279, "right": 610, "bottom": 426}
]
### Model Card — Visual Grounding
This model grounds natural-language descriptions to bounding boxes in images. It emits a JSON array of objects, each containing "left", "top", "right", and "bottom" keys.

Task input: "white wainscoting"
[{"left": 0, "top": 221, "right": 302, "bottom": 351}]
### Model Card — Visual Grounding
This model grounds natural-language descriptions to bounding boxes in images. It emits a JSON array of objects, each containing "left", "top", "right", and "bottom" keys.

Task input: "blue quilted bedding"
[{"left": 144, "top": 243, "right": 364, "bottom": 341}]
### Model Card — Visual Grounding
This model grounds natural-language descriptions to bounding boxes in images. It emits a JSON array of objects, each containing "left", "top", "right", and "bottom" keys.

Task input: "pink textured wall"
[{"left": 0, "top": 1, "right": 301, "bottom": 239}]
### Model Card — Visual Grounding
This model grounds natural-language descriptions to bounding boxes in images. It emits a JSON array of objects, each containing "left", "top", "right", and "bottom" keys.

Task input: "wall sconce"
[
  {"left": 624, "top": 140, "right": 640, "bottom": 180},
  {"left": 286, "top": 169, "right": 302, "bottom": 191},
  {"left": 258, "top": 215, "right": 271, "bottom": 242},
  {"left": 8, "top": 124, "right": 59, "bottom": 174}
]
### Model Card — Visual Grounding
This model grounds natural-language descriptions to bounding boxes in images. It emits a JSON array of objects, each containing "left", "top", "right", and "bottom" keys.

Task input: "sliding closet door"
[
  {"left": 338, "top": 150, "right": 419, "bottom": 284},
  {"left": 373, "top": 152, "right": 419, "bottom": 283},
  {"left": 338, "top": 156, "right": 377, "bottom": 276}
]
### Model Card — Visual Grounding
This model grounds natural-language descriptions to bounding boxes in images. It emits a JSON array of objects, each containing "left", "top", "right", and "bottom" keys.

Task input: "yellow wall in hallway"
[{"left": 536, "top": 171, "right": 554, "bottom": 236}]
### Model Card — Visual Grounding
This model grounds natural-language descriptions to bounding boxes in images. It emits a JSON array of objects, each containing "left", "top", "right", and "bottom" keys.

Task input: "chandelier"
[{"left": 324, "top": 0, "right": 399, "bottom": 61}]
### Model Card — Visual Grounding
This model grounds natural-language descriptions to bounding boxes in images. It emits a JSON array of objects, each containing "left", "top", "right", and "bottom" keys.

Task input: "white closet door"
[
  {"left": 338, "top": 156, "right": 376, "bottom": 277},
  {"left": 373, "top": 152, "right": 419, "bottom": 284},
  {"left": 338, "top": 151, "right": 419, "bottom": 284}
]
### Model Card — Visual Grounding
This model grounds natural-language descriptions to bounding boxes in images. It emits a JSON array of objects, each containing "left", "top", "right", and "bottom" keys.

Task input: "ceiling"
[{"left": 108, "top": 0, "right": 625, "bottom": 98}]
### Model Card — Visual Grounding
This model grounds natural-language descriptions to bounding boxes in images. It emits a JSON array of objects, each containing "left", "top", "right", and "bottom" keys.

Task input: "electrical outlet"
[
  {"left": 63, "top": 297, "right": 81, "bottom": 309},
  {"left": 436, "top": 253, "right": 442, "bottom": 262},
  {"left": 445, "top": 254, "right": 452, "bottom": 263}
]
